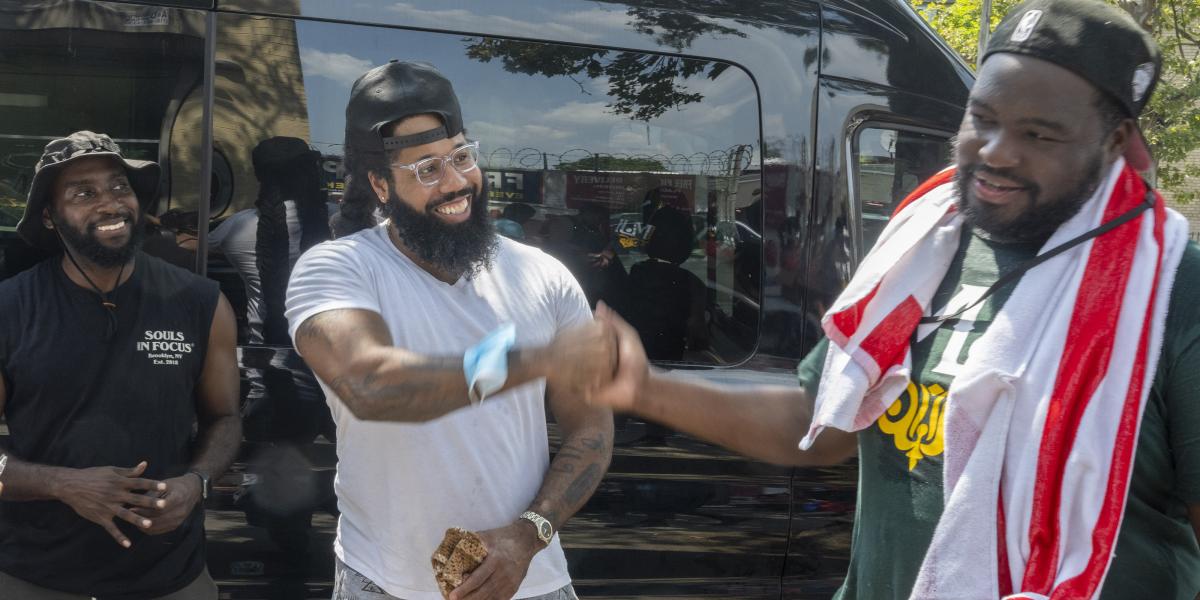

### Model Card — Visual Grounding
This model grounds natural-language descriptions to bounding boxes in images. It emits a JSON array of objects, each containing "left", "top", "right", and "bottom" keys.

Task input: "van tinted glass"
[
  {"left": 852, "top": 125, "right": 952, "bottom": 251},
  {"left": 207, "top": 14, "right": 763, "bottom": 366},
  {"left": 0, "top": 0, "right": 206, "bottom": 280}
]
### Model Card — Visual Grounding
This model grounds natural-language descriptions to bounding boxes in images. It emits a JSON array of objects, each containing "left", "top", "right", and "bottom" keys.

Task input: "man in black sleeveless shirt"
[{"left": 0, "top": 131, "right": 242, "bottom": 599}]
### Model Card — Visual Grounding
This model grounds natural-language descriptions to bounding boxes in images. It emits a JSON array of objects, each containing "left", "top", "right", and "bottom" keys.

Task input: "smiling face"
[
  {"left": 45, "top": 155, "right": 143, "bottom": 267},
  {"left": 373, "top": 113, "right": 483, "bottom": 223},
  {"left": 954, "top": 53, "right": 1133, "bottom": 242},
  {"left": 368, "top": 114, "right": 496, "bottom": 278}
]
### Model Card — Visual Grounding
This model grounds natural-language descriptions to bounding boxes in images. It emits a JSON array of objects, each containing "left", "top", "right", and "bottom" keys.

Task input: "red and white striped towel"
[{"left": 801, "top": 158, "right": 1188, "bottom": 599}]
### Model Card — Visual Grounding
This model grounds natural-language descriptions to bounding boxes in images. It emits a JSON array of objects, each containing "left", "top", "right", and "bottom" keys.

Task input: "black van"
[{"left": 0, "top": 0, "right": 972, "bottom": 597}]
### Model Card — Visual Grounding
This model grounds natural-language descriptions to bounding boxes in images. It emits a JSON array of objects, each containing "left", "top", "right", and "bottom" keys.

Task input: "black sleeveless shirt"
[{"left": 0, "top": 252, "right": 219, "bottom": 599}]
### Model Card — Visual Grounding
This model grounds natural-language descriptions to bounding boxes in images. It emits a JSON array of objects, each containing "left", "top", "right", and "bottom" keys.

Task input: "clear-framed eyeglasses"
[{"left": 390, "top": 141, "right": 480, "bottom": 187}]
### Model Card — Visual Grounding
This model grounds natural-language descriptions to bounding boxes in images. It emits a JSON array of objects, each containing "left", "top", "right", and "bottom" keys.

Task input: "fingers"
[
  {"left": 115, "top": 506, "right": 153, "bottom": 530},
  {"left": 123, "top": 491, "right": 166, "bottom": 510},
  {"left": 126, "top": 478, "right": 167, "bottom": 493},
  {"left": 449, "top": 557, "right": 495, "bottom": 600},
  {"left": 116, "top": 461, "right": 149, "bottom": 478},
  {"left": 605, "top": 306, "right": 636, "bottom": 333},
  {"left": 607, "top": 320, "right": 620, "bottom": 375},
  {"left": 99, "top": 518, "right": 132, "bottom": 548}
]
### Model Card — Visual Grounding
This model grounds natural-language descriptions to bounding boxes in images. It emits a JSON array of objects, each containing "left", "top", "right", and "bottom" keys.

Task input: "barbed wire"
[{"left": 480, "top": 144, "right": 755, "bottom": 176}]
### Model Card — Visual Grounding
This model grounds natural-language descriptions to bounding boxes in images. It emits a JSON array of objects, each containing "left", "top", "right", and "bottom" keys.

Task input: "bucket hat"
[{"left": 17, "top": 131, "right": 159, "bottom": 250}]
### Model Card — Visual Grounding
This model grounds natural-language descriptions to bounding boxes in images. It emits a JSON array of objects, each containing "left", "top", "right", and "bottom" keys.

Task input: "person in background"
[
  {"left": 494, "top": 202, "right": 536, "bottom": 242},
  {"left": 625, "top": 206, "right": 708, "bottom": 361}
]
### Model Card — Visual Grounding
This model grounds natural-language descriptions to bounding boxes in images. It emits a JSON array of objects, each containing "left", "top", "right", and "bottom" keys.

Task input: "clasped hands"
[
  {"left": 538, "top": 302, "right": 648, "bottom": 411},
  {"left": 55, "top": 461, "right": 203, "bottom": 548}
]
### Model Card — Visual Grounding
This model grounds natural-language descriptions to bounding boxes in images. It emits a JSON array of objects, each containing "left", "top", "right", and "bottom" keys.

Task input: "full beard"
[
  {"left": 955, "top": 155, "right": 1104, "bottom": 244},
  {"left": 386, "top": 182, "right": 497, "bottom": 279},
  {"left": 55, "top": 212, "right": 144, "bottom": 268}
]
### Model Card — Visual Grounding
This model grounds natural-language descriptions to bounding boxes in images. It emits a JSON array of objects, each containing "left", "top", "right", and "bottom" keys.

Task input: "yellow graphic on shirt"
[{"left": 877, "top": 382, "right": 947, "bottom": 471}]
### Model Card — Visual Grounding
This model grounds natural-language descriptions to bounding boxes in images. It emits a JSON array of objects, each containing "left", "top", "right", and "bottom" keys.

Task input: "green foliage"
[
  {"left": 910, "top": 0, "right": 1200, "bottom": 201},
  {"left": 465, "top": 38, "right": 728, "bottom": 122}
]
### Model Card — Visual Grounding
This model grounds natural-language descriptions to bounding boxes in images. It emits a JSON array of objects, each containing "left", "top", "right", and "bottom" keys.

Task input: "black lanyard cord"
[
  {"left": 51, "top": 219, "right": 127, "bottom": 340},
  {"left": 920, "top": 186, "right": 1155, "bottom": 326}
]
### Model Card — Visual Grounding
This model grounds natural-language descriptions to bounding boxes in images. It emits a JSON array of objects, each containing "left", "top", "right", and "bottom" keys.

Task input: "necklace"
[{"left": 54, "top": 226, "right": 128, "bottom": 341}]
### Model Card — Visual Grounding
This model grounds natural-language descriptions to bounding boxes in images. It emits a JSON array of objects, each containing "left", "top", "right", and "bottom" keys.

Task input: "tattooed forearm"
[
  {"left": 295, "top": 310, "right": 474, "bottom": 422},
  {"left": 295, "top": 309, "right": 560, "bottom": 423},
  {"left": 562, "top": 464, "right": 602, "bottom": 506},
  {"left": 580, "top": 435, "right": 604, "bottom": 451},
  {"left": 326, "top": 357, "right": 467, "bottom": 422},
  {"left": 527, "top": 429, "right": 613, "bottom": 531},
  {"left": 553, "top": 447, "right": 584, "bottom": 462}
]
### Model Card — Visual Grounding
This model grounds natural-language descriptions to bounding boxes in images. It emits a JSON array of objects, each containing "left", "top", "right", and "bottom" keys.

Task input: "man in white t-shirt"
[{"left": 285, "top": 61, "right": 616, "bottom": 600}]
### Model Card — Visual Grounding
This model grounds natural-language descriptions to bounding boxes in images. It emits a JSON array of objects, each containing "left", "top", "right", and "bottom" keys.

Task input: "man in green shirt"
[{"left": 590, "top": 0, "right": 1200, "bottom": 597}]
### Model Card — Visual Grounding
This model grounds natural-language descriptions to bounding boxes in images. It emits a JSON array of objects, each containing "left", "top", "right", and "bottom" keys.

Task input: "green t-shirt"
[{"left": 798, "top": 229, "right": 1200, "bottom": 600}]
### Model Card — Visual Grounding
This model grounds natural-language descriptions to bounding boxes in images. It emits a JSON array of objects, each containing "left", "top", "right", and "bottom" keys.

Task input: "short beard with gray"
[
  {"left": 955, "top": 155, "right": 1104, "bottom": 244},
  {"left": 386, "top": 182, "right": 497, "bottom": 279},
  {"left": 54, "top": 212, "right": 144, "bottom": 268}
]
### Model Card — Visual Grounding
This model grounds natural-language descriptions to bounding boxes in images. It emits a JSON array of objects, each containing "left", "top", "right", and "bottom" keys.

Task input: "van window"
[
  {"left": 207, "top": 14, "right": 763, "bottom": 366},
  {"left": 851, "top": 125, "right": 953, "bottom": 252},
  {"left": 0, "top": 0, "right": 206, "bottom": 280}
]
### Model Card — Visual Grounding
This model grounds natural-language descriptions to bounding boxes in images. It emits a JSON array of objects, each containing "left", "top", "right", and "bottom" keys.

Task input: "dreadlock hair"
[
  {"left": 253, "top": 150, "right": 330, "bottom": 344},
  {"left": 339, "top": 144, "right": 392, "bottom": 235}
]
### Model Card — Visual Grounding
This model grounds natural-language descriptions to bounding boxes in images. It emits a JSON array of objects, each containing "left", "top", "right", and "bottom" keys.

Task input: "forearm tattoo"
[
  {"left": 298, "top": 312, "right": 467, "bottom": 421},
  {"left": 534, "top": 432, "right": 612, "bottom": 528}
]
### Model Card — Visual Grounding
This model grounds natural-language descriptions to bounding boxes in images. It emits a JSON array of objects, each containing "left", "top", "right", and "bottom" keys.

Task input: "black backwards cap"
[
  {"left": 344, "top": 60, "right": 465, "bottom": 153},
  {"left": 982, "top": 0, "right": 1161, "bottom": 170}
]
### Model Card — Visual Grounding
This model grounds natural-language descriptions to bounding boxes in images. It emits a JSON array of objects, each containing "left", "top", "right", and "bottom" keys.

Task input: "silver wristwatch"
[{"left": 519, "top": 511, "right": 554, "bottom": 545}]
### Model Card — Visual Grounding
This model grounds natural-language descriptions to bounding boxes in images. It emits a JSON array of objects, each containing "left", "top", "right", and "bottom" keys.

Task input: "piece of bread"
[
  {"left": 432, "top": 527, "right": 468, "bottom": 570},
  {"left": 435, "top": 572, "right": 455, "bottom": 599},
  {"left": 431, "top": 528, "right": 489, "bottom": 599}
]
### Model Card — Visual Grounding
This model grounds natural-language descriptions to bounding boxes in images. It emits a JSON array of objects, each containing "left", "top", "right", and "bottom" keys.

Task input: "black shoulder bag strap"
[{"left": 920, "top": 185, "right": 1156, "bottom": 325}]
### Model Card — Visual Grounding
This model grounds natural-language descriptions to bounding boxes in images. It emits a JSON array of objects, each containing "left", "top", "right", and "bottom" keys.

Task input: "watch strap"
[
  {"left": 519, "top": 510, "right": 554, "bottom": 545},
  {"left": 189, "top": 469, "right": 210, "bottom": 500}
]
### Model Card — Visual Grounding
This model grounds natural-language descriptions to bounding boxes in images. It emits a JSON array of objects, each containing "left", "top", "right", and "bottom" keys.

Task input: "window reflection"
[
  {"left": 272, "top": 19, "right": 762, "bottom": 365},
  {"left": 0, "top": 0, "right": 205, "bottom": 280},
  {"left": 853, "top": 126, "right": 953, "bottom": 252}
]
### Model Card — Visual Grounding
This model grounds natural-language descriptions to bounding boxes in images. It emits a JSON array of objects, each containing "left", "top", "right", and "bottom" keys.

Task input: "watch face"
[{"left": 540, "top": 522, "right": 552, "bottom": 539}]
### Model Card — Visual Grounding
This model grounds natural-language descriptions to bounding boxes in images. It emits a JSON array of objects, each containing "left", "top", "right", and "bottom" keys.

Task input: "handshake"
[{"left": 527, "top": 304, "right": 647, "bottom": 411}]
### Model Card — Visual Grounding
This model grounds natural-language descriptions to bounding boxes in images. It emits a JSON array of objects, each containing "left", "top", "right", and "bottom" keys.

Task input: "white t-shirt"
[
  {"left": 209, "top": 201, "right": 300, "bottom": 343},
  {"left": 285, "top": 223, "right": 591, "bottom": 600}
]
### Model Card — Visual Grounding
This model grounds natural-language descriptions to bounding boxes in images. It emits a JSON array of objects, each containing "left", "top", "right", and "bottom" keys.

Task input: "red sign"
[{"left": 564, "top": 172, "right": 696, "bottom": 212}]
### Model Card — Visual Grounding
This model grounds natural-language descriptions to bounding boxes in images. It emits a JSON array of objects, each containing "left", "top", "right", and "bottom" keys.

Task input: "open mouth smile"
[
  {"left": 972, "top": 172, "right": 1029, "bottom": 204},
  {"left": 433, "top": 196, "right": 470, "bottom": 216},
  {"left": 93, "top": 218, "right": 129, "bottom": 233}
]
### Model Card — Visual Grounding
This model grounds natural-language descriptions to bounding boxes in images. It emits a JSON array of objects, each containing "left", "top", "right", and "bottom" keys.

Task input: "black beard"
[
  {"left": 55, "top": 212, "right": 144, "bottom": 268},
  {"left": 386, "top": 182, "right": 496, "bottom": 279},
  {"left": 955, "top": 156, "right": 1104, "bottom": 244}
]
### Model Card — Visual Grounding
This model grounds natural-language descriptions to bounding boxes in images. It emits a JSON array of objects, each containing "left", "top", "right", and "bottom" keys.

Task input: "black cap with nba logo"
[{"left": 982, "top": 0, "right": 1161, "bottom": 170}]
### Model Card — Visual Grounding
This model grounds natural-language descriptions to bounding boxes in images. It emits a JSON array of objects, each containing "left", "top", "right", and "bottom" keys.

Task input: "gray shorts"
[
  {"left": 333, "top": 558, "right": 578, "bottom": 600},
  {"left": 0, "top": 567, "right": 217, "bottom": 600}
]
